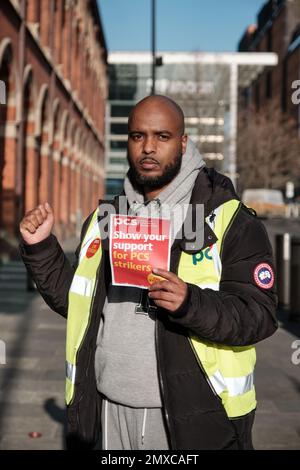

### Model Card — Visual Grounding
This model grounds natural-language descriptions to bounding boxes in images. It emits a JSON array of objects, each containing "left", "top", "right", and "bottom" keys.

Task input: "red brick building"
[
  {"left": 0, "top": 0, "right": 108, "bottom": 242},
  {"left": 238, "top": 0, "right": 300, "bottom": 115},
  {"left": 237, "top": 0, "right": 300, "bottom": 191}
]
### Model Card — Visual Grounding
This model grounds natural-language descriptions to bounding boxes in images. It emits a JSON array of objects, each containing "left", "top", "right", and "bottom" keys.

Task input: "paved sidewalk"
[
  {"left": 253, "top": 310, "right": 300, "bottom": 449},
  {"left": 0, "top": 290, "right": 66, "bottom": 449}
]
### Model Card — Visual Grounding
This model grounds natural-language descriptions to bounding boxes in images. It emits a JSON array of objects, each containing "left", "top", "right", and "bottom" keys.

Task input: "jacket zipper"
[
  {"left": 154, "top": 200, "right": 238, "bottom": 444},
  {"left": 155, "top": 318, "right": 175, "bottom": 449},
  {"left": 187, "top": 202, "right": 241, "bottom": 402},
  {"left": 188, "top": 203, "right": 241, "bottom": 402},
  {"left": 219, "top": 201, "right": 241, "bottom": 260}
]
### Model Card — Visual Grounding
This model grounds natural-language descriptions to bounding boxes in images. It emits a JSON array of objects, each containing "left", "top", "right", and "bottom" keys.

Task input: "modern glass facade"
[{"left": 105, "top": 51, "right": 277, "bottom": 197}]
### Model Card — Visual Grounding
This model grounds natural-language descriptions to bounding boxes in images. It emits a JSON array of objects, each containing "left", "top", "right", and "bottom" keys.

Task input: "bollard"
[
  {"left": 290, "top": 237, "right": 300, "bottom": 322},
  {"left": 275, "top": 233, "right": 291, "bottom": 309},
  {"left": 276, "top": 233, "right": 291, "bottom": 309}
]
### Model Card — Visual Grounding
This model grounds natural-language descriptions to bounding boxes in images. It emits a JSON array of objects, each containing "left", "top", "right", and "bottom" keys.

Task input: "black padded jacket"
[{"left": 19, "top": 168, "right": 278, "bottom": 450}]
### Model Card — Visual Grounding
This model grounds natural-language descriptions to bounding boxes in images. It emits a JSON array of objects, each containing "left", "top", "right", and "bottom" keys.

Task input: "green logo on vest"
[{"left": 192, "top": 246, "right": 213, "bottom": 265}]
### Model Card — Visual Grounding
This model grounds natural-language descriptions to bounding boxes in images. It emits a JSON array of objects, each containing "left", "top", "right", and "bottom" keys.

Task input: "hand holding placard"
[
  {"left": 110, "top": 215, "right": 171, "bottom": 289},
  {"left": 148, "top": 268, "right": 189, "bottom": 313}
]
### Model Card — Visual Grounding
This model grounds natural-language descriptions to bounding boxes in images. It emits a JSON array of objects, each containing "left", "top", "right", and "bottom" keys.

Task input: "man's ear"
[{"left": 181, "top": 134, "right": 188, "bottom": 155}]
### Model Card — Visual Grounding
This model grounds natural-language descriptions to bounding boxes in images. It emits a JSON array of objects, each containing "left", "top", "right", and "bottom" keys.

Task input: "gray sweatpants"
[{"left": 101, "top": 398, "right": 169, "bottom": 450}]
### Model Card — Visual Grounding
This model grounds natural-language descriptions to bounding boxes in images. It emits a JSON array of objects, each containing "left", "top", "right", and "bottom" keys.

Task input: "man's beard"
[{"left": 128, "top": 152, "right": 182, "bottom": 190}]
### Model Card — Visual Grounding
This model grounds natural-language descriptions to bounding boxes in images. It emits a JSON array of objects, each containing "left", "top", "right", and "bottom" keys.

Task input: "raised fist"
[{"left": 20, "top": 203, "right": 54, "bottom": 245}]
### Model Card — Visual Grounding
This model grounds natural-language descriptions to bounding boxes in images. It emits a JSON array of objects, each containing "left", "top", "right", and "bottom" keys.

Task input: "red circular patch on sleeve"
[
  {"left": 254, "top": 263, "right": 274, "bottom": 289},
  {"left": 86, "top": 238, "right": 101, "bottom": 258}
]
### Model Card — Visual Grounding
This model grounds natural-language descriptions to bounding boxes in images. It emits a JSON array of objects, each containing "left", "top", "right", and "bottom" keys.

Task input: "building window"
[
  {"left": 111, "top": 104, "right": 133, "bottom": 117},
  {"left": 110, "top": 123, "right": 128, "bottom": 134},
  {"left": 110, "top": 141, "right": 127, "bottom": 151},
  {"left": 105, "top": 179, "right": 124, "bottom": 197}
]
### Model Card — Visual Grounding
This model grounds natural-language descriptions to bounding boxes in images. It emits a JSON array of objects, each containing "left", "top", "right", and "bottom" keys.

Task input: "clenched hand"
[{"left": 20, "top": 203, "right": 54, "bottom": 245}]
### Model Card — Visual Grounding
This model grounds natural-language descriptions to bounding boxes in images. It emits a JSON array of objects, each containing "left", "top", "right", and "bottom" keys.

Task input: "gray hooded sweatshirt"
[{"left": 95, "top": 139, "right": 205, "bottom": 407}]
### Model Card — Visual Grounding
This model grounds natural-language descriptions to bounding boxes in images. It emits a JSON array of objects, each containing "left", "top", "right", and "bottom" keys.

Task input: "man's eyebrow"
[{"left": 128, "top": 130, "right": 173, "bottom": 135}]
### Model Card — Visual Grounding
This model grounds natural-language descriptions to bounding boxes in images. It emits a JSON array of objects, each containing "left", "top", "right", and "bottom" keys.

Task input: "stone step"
[
  {"left": 0, "top": 261, "right": 27, "bottom": 271},
  {"left": 0, "top": 262, "right": 29, "bottom": 289},
  {"left": 0, "top": 273, "right": 27, "bottom": 281},
  {"left": 0, "top": 281, "right": 27, "bottom": 291},
  {"left": 0, "top": 265, "right": 27, "bottom": 273}
]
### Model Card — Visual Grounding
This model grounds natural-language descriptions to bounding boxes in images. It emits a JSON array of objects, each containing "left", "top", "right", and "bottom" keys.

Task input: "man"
[{"left": 19, "top": 95, "right": 277, "bottom": 450}]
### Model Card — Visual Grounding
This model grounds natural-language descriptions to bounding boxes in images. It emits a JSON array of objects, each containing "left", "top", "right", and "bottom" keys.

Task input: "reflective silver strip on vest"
[
  {"left": 197, "top": 283, "right": 219, "bottom": 291},
  {"left": 66, "top": 361, "right": 76, "bottom": 384},
  {"left": 70, "top": 275, "right": 93, "bottom": 297},
  {"left": 209, "top": 369, "right": 254, "bottom": 397}
]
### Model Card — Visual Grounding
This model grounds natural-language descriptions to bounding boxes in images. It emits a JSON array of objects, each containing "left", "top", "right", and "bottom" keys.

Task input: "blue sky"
[{"left": 98, "top": 0, "right": 266, "bottom": 52}]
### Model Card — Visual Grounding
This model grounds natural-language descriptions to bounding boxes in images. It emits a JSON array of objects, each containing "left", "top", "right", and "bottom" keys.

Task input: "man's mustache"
[{"left": 139, "top": 156, "right": 159, "bottom": 165}]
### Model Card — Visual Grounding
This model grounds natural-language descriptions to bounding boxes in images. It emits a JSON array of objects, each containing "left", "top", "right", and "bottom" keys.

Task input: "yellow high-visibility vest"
[
  {"left": 66, "top": 200, "right": 256, "bottom": 418},
  {"left": 178, "top": 199, "right": 256, "bottom": 418},
  {"left": 66, "top": 209, "right": 102, "bottom": 405}
]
